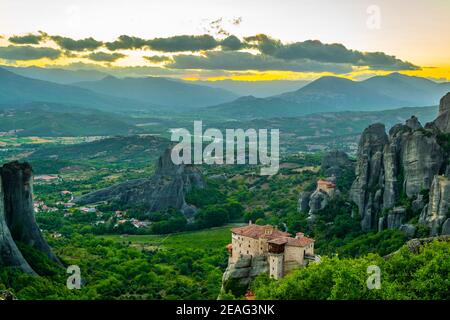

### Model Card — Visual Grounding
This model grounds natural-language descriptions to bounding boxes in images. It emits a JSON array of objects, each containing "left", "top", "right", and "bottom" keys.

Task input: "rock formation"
[
  {"left": 321, "top": 150, "right": 354, "bottom": 178},
  {"left": 297, "top": 191, "right": 311, "bottom": 213},
  {"left": 298, "top": 150, "right": 352, "bottom": 217},
  {"left": 350, "top": 93, "right": 450, "bottom": 235},
  {"left": 76, "top": 147, "right": 205, "bottom": 216},
  {"left": 308, "top": 189, "right": 330, "bottom": 216},
  {"left": 419, "top": 175, "right": 450, "bottom": 235},
  {"left": 433, "top": 92, "right": 450, "bottom": 133},
  {"left": 219, "top": 255, "right": 268, "bottom": 299},
  {"left": 0, "top": 161, "right": 59, "bottom": 274},
  {"left": 350, "top": 123, "right": 388, "bottom": 231}
]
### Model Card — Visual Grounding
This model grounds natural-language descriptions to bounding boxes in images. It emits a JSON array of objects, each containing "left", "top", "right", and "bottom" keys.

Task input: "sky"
[{"left": 0, "top": 0, "right": 449, "bottom": 81}]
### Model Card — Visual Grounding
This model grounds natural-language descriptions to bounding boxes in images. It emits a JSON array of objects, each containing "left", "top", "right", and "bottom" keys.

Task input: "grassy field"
[{"left": 100, "top": 223, "right": 244, "bottom": 251}]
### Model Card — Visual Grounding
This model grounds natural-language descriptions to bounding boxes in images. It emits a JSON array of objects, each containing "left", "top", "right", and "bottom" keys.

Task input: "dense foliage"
[
  {"left": 253, "top": 240, "right": 450, "bottom": 300},
  {"left": 0, "top": 232, "right": 228, "bottom": 300}
]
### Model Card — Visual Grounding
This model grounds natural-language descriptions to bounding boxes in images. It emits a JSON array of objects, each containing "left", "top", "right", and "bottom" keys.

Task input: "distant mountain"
[
  {"left": 0, "top": 67, "right": 158, "bottom": 112},
  {"left": 360, "top": 72, "right": 450, "bottom": 106},
  {"left": 278, "top": 76, "right": 409, "bottom": 111},
  {"left": 203, "top": 74, "right": 449, "bottom": 119},
  {"left": 204, "top": 95, "right": 325, "bottom": 119},
  {"left": 191, "top": 79, "right": 310, "bottom": 97},
  {"left": 73, "top": 76, "right": 238, "bottom": 109},
  {"left": 2, "top": 65, "right": 110, "bottom": 84},
  {"left": 0, "top": 102, "right": 141, "bottom": 136}
]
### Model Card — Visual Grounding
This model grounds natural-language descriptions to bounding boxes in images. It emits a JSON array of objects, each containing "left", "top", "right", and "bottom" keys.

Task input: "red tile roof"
[
  {"left": 232, "top": 224, "right": 314, "bottom": 247},
  {"left": 232, "top": 224, "right": 290, "bottom": 240},
  {"left": 286, "top": 237, "right": 314, "bottom": 247},
  {"left": 268, "top": 236, "right": 314, "bottom": 247}
]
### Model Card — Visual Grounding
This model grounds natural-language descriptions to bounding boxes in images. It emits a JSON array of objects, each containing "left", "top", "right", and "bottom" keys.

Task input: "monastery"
[{"left": 228, "top": 223, "right": 315, "bottom": 279}]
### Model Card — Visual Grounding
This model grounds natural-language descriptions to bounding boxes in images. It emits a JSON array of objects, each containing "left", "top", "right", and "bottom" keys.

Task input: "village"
[{"left": 32, "top": 174, "right": 152, "bottom": 237}]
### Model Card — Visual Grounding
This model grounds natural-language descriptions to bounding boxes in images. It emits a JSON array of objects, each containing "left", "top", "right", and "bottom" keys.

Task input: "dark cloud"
[
  {"left": 221, "top": 35, "right": 245, "bottom": 51},
  {"left": 106, "top": 34, "right": 220, "bottom": 52},
  {"left": 244, "top": 34, "right": 281, "bottom": 55},
  {"left": 2, "top": 31, "right": 419, "bottom": 72},
  {"left": 147, "top": 35, "right": 218, "bottom": 52},
  {"left": 357, "top": 51, "right": 419, "bottom": 70},
  {"left": 244, "top": 35, "right": 418, "bottom": 70},
  {"left": 86, "top": 51, "right": 126, "bottom": 62},
  {"left": 168, "top": 51, "right": 352, "bottom": 73},
  {"left": 105, "top": 35, "right": 148, "bottom": 51},
  {"left": 51, "top": 36, "right": 103, "bottom": 51},
  {"left": 143, "top": 55, "right": 172, "bottom": 63},
  {"left": 9, "top": 33, "right": 45, "bottom": 45},
  {"left": 0, "top": 45, "right": 61, "bottom": 60}
]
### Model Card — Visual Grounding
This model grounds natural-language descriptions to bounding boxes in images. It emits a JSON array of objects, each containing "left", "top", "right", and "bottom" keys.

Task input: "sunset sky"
[{"left": 1, "top": 0, "right": 449, "bottom": 81}]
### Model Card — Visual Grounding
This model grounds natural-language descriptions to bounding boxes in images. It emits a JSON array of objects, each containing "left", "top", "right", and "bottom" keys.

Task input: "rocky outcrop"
[
  {"left": 298, "top": 151, "right": 352, "bottom": 215},
  {"left": 434, "top": 92, "right": 450, "bottom": 133},
  {"left": 297, "top": 191, "right": 311, "bottom": 213},
  {"left": 399, "top": 224, "right": 416, "bottom": 238},
  {"left": 387, "top": 207, "right": 406, "bottom": 229},
  {"left": 350, "top": 93, "right": 450, "bottom": 234},
  {"left": 350, "top": 123, "right": 388, "bottom": 231},
  {"left": 384, "top": 235, "right": 450, "bottom": 258},
  {"left": 419, "top": 175, "right": 450, "bottom": 235},
  {"left": 219, "top": 255, "right": 268, "bottom": 299},
  {"left": 0, "top": 162, "right": 59, "bottom": 274},
  {"left": 308, "top": 190, "right": 329, "bottom": 216},
  {"left": 0, "top": 290, "right": 17, "bottom": 300},
  {"left": 321, "top": 150, "right": 354, "bottom": 178},
  {"left": 76, "top": 147, "right": 205, "bottom": 216}
]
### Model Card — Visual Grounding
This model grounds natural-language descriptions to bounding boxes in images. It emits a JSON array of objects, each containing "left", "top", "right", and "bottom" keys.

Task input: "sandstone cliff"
[
  {"left": 76, "top": 147, "right": 205, "bottom": 216},
  {"left": 0, "top": 161, "right": 59, "bottom": 274},
  {"left": 350, "top": 93, "right": 450, "bottom": 235}
]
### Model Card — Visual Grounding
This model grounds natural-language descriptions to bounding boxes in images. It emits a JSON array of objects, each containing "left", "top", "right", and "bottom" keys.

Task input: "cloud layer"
[
  {"left": 0, "top": 45, "right": 61, "bottom": 60},
  {"left": 2, "top": 32, "right": 419, "bottom": 73}
]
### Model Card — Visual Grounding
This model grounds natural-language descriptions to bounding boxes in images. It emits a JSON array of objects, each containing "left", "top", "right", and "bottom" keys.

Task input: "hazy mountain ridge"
[
  {"left": 203, "top": 74, "right": 450, "bottom": 119},
  {"left": 0, "top": 102, "right": 141, "bottom": 136},
  {"left": 73, "top": 75, "right": 238, "bottom": 109},
  {"left": 2, "top": 65, "right": 110, "bottom": 84},
  {"left": 0, "top": 67, "right": 159, "bottom": 113}
]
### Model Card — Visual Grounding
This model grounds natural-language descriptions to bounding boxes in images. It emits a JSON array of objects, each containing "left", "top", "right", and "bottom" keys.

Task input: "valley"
[{"left": 0, "top": 65, "right": 449, "bottom": 301}]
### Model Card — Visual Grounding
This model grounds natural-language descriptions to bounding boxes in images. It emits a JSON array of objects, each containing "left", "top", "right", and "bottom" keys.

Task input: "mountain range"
[
  {"left": 0, "top": 67, "right": 236, "bottom": 112},
  {"left": 0, "top": 67, "right": 156, "bottom": 112},
  {"left": 1, "top": 66, "right": 450, "bottom": 119},
  {"left": 203, "top": 73, "right": 450, "bottom": 119},
  {"left": 73, "top": 75, "right": 237, "bottom": 109}
]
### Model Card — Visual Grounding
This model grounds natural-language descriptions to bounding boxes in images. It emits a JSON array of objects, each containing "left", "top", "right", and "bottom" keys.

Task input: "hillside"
[
  {"left": 192, "top": 79, "right": 310, "bottom": 97},
  {"left": 203, "top": 95, "right": 314, "bottom": 119},
  {"left": 74, "top": 76, "right": 238, "bottom": 109},
  {"left": 0, "top": 67, "right": 158, "bottom": 112},
  {"left": 28, "top": 135, "right": 170, "bottom": 164},
  {"left": 361, "top": 72, "right": 450, "bottom": 105},
  {"left": 278, "top": 76, "right": 408, "bottom": 111},
  {"left": 202, "top": 74, "right": 450, "bottom": 119},
  {"left": 2, "top": 65, "right": 109, "bottom": 84},
  {"left": 0, "top": 103, "right": 141, "bottom": 136}
]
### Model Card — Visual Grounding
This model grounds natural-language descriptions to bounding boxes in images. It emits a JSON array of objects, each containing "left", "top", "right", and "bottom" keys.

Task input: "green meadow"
[{"left": 100, "top": 223, "right": 243, "bottom": 251}]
